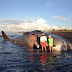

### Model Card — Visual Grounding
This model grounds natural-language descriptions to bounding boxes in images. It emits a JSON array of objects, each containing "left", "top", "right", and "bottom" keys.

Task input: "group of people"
[{"left": 30, "top": 33, "right": 55, "bottom": 53}]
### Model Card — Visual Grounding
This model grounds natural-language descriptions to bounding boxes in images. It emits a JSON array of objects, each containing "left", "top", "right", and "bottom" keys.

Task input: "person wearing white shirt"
[{"left": 40, "top": 33, "right": 47, "bottom": 52}]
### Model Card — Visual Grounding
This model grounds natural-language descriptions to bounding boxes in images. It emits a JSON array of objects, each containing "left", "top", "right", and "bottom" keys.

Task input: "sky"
[{"left": 0, "top": 0, "right": 72, "bottom": 32}]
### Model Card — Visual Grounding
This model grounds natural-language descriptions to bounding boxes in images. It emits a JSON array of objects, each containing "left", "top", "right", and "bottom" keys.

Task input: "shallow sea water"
[{"left": 0, "top": 34, "right": 72, "bottom": 72}]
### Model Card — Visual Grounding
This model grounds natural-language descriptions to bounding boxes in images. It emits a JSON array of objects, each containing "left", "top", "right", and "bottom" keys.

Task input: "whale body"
[{"left": 1, "top": 30, "right": 72, "bottom": 52}]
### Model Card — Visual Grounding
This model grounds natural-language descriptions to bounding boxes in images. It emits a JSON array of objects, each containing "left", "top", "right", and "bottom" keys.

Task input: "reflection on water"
[
  {"left": 0, "top": 36, "right": 72, "bottom": 72},
  {"left": 39, "top": 52, "right": 47, "bottom": 71}
]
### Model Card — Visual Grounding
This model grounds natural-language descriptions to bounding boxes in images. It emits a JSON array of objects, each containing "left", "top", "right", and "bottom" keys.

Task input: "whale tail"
[{"left": 2, "top": 31, "right": 10, "bottom": 40}]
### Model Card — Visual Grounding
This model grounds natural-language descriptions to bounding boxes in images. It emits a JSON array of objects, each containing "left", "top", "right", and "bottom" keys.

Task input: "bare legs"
[
  {"left": 52, "top": 46, "right": 53, "bottom": 52},
  {"left": 42, "top": 46, "right": 47, "bottom": 52},
  {"left": 49, "top": 46, "right": 53, "bottom": 55},
  {"left": 42, "top": 47, "right": 44, "bottom": 52},
  {"left": 49, "top": 46, "right": 51, "bottom": 53},
  {"left": 30, "top": 42, "right": 34, "bottom": 48},
  {"left": 45, "top": 46, "right": 47, "bottom": 52}
]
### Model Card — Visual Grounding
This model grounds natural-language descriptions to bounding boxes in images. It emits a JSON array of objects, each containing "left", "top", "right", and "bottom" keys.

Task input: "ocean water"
[{"left": 0, "top": 34, "right": 72, "bottom": 72}]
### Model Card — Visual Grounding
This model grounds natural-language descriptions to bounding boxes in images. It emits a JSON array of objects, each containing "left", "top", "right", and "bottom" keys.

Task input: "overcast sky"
[{"left": 0, "top": 0, "right": 72, "bottom": 32}]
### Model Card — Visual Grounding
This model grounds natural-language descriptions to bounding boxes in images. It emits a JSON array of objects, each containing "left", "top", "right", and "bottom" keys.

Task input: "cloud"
[
  {"left": 0, "top": 19, "right": 24, "bottom": 24},
  {"left": 52, "top": 16, "right": 71, "bottom": 21},
  {"left": 0, "top": 18, "right": 58, "bottom": 32},
  {"left": 36, "top": 18, "right": 46, "bottom": 24},
  {"left": 25, "top": 16, "right": 39, "bottom": 20}
]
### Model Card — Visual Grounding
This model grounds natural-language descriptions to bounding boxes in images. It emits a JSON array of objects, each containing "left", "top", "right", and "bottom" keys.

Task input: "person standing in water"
[
  {"left": 30, "top": 34, "right": 35, "bottom": 48},
  {"left": 48, "top": 35, "right": 55, "bottom": 53},
  {"left": 40, "top": 33, "right": 47, "bottom": 52},
  {"left": 30, "top": 34, "right": 39, "bottom": 48}
]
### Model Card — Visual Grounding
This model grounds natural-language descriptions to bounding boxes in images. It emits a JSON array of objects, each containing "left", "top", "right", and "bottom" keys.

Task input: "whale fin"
[{"left": 2, "top": 31, "right": 10, "bottom": 40}]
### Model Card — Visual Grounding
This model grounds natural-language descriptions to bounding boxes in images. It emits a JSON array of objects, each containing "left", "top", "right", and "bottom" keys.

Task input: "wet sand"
[{"left": 50, "top": 31, "right": 72, "bottom": 43}]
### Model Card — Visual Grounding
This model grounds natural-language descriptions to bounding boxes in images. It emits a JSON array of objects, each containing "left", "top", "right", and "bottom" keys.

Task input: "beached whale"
[{"left": 1, "top": 30, "right": 72, "bottom": 52}]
